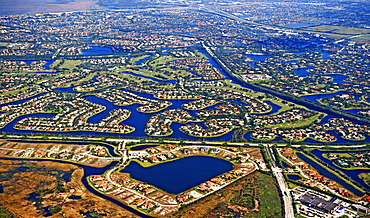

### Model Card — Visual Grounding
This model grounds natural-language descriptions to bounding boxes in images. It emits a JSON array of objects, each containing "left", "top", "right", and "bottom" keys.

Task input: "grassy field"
[
  {"left": 0, "top": 43, "right": 9, "bottom": 47},
  {"left": 303, "top": 25, "right": 370, "bottom": 35},
  {"left": 359, "top": 173, "right": 370, "bottom": 187},
  {"left": 148, "top": 55, "right": 178, "bottom": 69},
  {"left": 0, "top": 207, "right": 13, "bottom": 218},
  {"left": 171, "top": 171, "right": 282, "bottom": 218},
  {"left": 266, "top": 113, "right": 322, "bottom": 129},
  {"left": 249, "top": 172, "right": 283, "bottom": 218},
  {"left": 58, "top": 60, "right": 83, "bottom": 69},
  {"left": 352, "top": 34, "right": 370, "bottom": 42}
]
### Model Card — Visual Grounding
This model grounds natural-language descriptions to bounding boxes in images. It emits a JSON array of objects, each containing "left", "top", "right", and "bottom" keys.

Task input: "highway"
[{"left": 264, "top": 144, "right": 295, "bottom": 218}]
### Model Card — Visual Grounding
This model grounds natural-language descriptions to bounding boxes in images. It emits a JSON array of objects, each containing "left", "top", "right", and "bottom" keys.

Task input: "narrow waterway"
[
  {"left": 311, "top": 149, "right": 370, "bottom": 191},
  {"left": 297, "top": 152, "right": 366, "bottom": 196}
]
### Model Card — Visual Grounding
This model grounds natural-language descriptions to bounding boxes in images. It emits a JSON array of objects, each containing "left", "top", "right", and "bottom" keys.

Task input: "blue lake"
[
  {"left": 297, "top": 152, "right": 366, "bottom": 196},
  {"left": 121, "top": 156, "right": 233, "bottom": 194},
  {"left": 19, "top": 60, "right": 55, "bottom": 70},
  {"left": 54, "top": 86, "right": 76, "bottom": 93},
  {"left": 282, "top": 21, "right": 322, "bottom": 28},
  {"left": 245, "top": 54, "right": 273, "bottom": 68},
  {"left": 82, "top": 46, "right": 113, "bottom": 56},
  {"left": 287, "top": 174, "right": 301, "bottom": 181},
  {"left": 323, "top": 74, "right": 349, "bottom": 84},
  {"left": 293, "top": 66, "right": 316, "bottom": 77}
]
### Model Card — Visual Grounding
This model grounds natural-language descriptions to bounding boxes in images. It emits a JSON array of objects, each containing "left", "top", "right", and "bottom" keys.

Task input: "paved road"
[{"left": 265, "top": 145, "right": 295, "bottom": 218}]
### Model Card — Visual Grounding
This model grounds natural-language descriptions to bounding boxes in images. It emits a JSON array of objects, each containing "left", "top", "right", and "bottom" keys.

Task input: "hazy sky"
[{"left": 0, "top": 0, "right": 97, "bottom": 15}]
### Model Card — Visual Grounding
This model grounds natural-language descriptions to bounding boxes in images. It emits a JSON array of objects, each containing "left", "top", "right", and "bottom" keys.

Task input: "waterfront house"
[
  {"left": 143, "top": 188, "right": 155, "bottom": 195},
  {"left": 149, "top": 156, "right": 159, "bottom": 163},
  {"left": 165, "top": 144, "right": 176, "bottom": 149},
  {"left": 33, "top": 151, "right": 46, "bottom": 157},
  {"left": 354, "top": 161, "right": 363, "bottom": 167},
  {"left": 119, "top": 177, "right": 130, "bottom": 184},
  {"left": 134, "top": 199, "right": 146, "bottom": 206},
  {"left": 338, "top": 161, "right": 349, "bottom": 167},
  {"left": 177, "top": 193, "right": 191, "bottom": 203},
  {"left": 283, "top": 147, "right": 293, "bottom": 153},
  {"left": 363, "top": 196, "right": 370, "bottom": 202},
  {"left": 90, "top": 175, "right": 105, "bottom": 181},
  {"left": 141, "top": 202, "right": 154, "bottom": 210}
]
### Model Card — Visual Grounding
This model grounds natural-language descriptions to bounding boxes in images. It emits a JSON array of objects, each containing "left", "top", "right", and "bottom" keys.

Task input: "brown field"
[
  {"left": 171, "top": 171, "right": 282, "bottom": 218},
  {"left": 0, "top": 159, "right": 139, "bottom": 218}
]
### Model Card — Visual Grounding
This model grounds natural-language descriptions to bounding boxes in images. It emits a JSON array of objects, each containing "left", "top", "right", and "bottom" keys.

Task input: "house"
[
  {"left": 211, "top": 177, "right": 225, "bottom": 185},
  {"left": 363, "top": 196, "right": 370, "bottom": 202},
  {"left": 227, "top": 154, "right": 237, "bottom": 159},
  {"left": 90, "top": 175, "right": 105, "bottom": 181},
  {"left": 198, "top": 184, "right": 209, "bottom": 192},
  {"left": 283, "top": 147, "right": 293, "bottom": 153},
  {"left": 165, "top": 144, "right": 176, "bottom": 149},
  {"left": 354, "top": 161, "right": 363, "bottom": 167},
  {"left": 141, "top": 202, "right": 155, "bottom": 210},
  {"left": 143, "top": 188, "right": 155, "bottom": 195},
  {"left": 177, "top": 193, "right": 191, "bottom": 203},
  {"left": 239, "top": 157, "right": 247, "bottom": 163},
  {"left": 33, "top": 151, "right": 46, "bottom": 157},
  {"left": 119, "top": 177, "right": 130, "bottom": 184},
  {"left": 100, "top": 183, "right": 114, "bottom": 192},
  {"left": 149, "top": 156, "right": 159, "bottom": 163},
  {"left": 223, "top": 173, "right": 233, "bottom": 180},
  {"left": 134, "top": 199, "right": 146, "bottom": 206},
  {"left": 182, "top": 148, "right": 190, "bottom": 155},
  {"left": 338, "top": 161, "right": 349, "bottom": 167},
  {"left": 96, "top": 149, "right": 106, "bottom": 156}
]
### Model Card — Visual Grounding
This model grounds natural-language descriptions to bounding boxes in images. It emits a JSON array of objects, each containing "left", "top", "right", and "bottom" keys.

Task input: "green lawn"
[
  {"left": 359, "top": 173, "right": 370, "bottom": 186},
  {"left": 245, "top": 172, "right": 283, "bottom": 218},
  {"left": 58, "top": 60, "right": 83, "bottom": 69},
  {"left": 0, "top": 207, "right": 13, "bottom": 218},
  {"left": 352, "top": 34, "right": 370, "bottom": 42},
  {"left": 266, "top": 113, "right": 322, "bottom": 129},
  {"left": 304, "top": 25, "right": 370, "bottom": 35}
]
